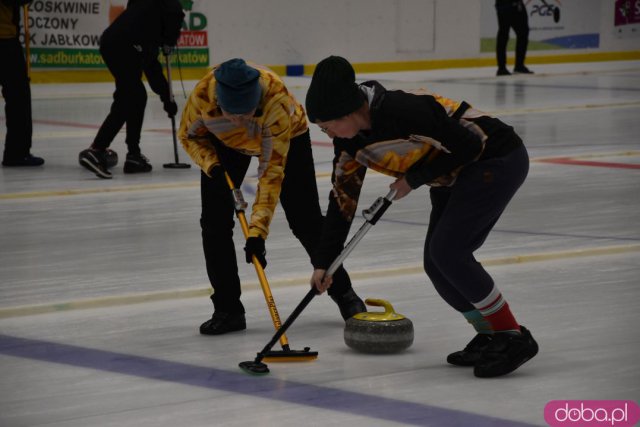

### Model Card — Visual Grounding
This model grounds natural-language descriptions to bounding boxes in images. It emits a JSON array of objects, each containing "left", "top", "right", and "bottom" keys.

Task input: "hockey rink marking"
[
  {"left": 3, "top": 150, "right": 637, "bottom": 200},
  {"left": 1, "top": 243, "right": 639, "bottom": 319},
  {"left": 536, "top": 157, "right": 640, "bottom": 169}
]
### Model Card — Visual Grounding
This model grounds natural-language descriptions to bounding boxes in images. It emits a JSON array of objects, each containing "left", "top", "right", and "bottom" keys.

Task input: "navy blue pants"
[
  {"left": 424, "top": 144, "right": 529, "bottom": 312},
  {"left": 200, "top": 130, "right": 354, "bottom": 314}
]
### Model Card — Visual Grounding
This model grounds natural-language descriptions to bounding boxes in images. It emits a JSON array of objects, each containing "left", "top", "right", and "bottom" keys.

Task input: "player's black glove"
[
  {"left": 244, "top": 236, "right": 267, "bottom": 268},
  {"left": 163, "top": 100, "right": 178, "bottom": 117}
]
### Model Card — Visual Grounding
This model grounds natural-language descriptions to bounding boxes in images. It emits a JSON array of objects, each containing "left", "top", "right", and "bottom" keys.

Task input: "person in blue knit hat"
[{"left": 178, "top": 58, "right": 366, "bottom": 335}]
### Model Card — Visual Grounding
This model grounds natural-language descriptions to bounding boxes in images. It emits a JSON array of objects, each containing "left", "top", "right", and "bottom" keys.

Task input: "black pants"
[
  {"left": 92, "top": 41, "right": 146, "bottom": 155},
  {"left": 0, "top": 37, "right": 32, "bottom": 160},
  {"left": 495, "top": 0, "right": 530, "bottom": 69},
  {"left": 424, "top": 144, "right": 529, "bottom": 313},
  {"left": 200, "top": 130, "right": 353, "bottom": 314}
]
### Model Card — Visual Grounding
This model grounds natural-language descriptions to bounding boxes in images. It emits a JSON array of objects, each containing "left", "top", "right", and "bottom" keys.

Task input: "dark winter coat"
[{"left": 313, "top": 81, "right": 523, "bottom": 269}]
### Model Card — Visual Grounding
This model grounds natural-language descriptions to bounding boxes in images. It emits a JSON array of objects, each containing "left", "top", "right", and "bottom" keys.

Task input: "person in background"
[
  {"left": 178, "top": 58, "right": 366, "bottom": 335},
  {"left": 306, "top": 55, "right": 538, "bottom": 378},
  {"left": 78, "top": 0, "right": 183, "bottom": 179},
  {"left": 495, "top": 0, "right": 534, "bottom": 76},
  {"left": 0, "top": 0, "right": 44, "bottom": 167}
]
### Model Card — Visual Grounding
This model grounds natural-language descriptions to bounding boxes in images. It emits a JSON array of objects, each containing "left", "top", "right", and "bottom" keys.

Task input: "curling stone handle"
[{"left": 364, "top": 298, "right": 396, "bottom": 315}]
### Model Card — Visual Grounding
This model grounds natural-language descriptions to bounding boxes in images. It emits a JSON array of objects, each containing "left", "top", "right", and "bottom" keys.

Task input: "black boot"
[
  {"left": 474, "top": 325, "right": 538, "bottom": 377},
  {"left": 199, "top": 312, "right": 246, "bottom": 335},
  {"left": 330, "top": 288, "right": 366, "bottom": 320}
]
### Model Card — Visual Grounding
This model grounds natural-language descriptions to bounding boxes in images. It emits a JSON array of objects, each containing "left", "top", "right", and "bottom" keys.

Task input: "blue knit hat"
[{"left": 214, "top": 58, "right": 261, "bottom": 114}]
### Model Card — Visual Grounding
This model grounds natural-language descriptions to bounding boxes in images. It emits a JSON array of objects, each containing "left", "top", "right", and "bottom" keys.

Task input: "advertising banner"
[
  {"left": 22, "top": 0, "right": 209, "bottom": 69},
  {"left": 480, "top": 0, "right": 601, "bottom": 52}
]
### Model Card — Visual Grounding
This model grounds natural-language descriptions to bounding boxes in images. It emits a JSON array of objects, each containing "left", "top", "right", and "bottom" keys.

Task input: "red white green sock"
[
  {"left": 462, "top": 309, "right": 493, "bottom": 335},
  {"left": 473, "top": 286, "right": 521, "bottom": 334}
]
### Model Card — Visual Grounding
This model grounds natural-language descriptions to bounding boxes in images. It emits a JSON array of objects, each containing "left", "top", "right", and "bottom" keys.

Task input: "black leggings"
[
  {"left": 92, "top": 42, "right": 147, "bottom": 154},
  {"left": 200, "top": 130, "right": 353, "bottom": 314},
  {"left": 495, "top": 0, "right": 530, "bottom": 69},
  {"left": 424, "top": 144, "right": 529, "bottom": 313}
]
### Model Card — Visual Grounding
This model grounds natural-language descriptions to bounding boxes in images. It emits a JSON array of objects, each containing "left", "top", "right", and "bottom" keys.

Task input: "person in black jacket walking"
[
  {"left": 0, "top": 0, "right": 44, "bottom": 167},
  {"left": 79, "top": 0, "right": 184, "bottom": 179},
  {"left": 305, "top": 56, "right": 538, "bottom": 378}
]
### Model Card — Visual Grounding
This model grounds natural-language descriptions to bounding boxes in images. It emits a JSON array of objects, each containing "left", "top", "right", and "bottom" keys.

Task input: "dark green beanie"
[{"left": 305, "top": 56, "right": 363, "bottom": 123}]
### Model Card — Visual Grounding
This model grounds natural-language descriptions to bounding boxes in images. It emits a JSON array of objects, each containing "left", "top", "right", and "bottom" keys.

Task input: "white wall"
[{"left": 203, "top": 0, "right": 638, "bottom": 66}]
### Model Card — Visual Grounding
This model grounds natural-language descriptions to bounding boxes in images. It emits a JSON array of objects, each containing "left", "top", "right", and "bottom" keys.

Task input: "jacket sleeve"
[
  {"left": 247, "top": 93, "right": 292, "bottom": 240},
  {"left": 160, "top": 0, "right": 184, "bottom": 46},
  {"left": 142, "top": 51, "right": 170, "bottom": 101},
  {"left": 402, "top": 96, "right": 485, "bottom": 188},
  {"left": 313, "top": 147, "right": 367, "bottom": 269}
]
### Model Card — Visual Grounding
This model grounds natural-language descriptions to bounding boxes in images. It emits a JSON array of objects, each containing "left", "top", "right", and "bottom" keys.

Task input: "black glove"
[
  {"left": 163, "top": 100, "right": 178, "bottom": 118},
  {"left": 244, "top": 236, "right": 267, "bottom": 268}
]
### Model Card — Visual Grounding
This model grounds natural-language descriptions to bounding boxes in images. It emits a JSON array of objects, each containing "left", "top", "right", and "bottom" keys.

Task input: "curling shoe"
[
  {"left": 474, "top": 325, "right": 538, "bottom": 378},
  {"left": 123, "top": 152, "right": 152, "bottom": 174},
  {"left": 79, "top": 148, "right": 112, "bottom": 179},
  {"left": 330, "top": 288, "right": 366, "bottom": 320},
  {"left": 199, "top": 311, "right": 246, "bottom": 335},
  {"left": 513, "top": 66, "right": 534, "bottom": 74},
  {"left": 447, "top": 333, "right": 493, "bottom": 367},
  {"left": 2, "top": 153, "right": 44, "bottom": 167}
]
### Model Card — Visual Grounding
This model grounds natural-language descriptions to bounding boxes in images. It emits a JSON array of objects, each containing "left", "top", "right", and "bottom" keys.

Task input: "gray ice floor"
[{"left": 1, "top": 61, "right": 639, "bottom": 426}]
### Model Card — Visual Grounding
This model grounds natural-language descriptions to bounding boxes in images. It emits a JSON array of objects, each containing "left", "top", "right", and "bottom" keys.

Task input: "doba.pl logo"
[{"left": 545, "top": 400, "right": 640, "bottom": 426}]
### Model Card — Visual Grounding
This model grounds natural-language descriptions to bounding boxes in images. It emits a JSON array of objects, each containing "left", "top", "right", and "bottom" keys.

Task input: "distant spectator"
[{"left": 495, "top": 0, "right": 533, "bottom": 76}]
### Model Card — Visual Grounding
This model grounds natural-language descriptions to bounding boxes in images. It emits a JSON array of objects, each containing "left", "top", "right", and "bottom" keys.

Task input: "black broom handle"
[{"left": 254, "top": 188, "right": 397, "bottom": 362}]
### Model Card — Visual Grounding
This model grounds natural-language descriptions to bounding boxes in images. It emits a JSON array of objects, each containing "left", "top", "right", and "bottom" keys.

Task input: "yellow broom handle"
[{"left": 223, "top": 172, "right": 290, "bottom": 349}]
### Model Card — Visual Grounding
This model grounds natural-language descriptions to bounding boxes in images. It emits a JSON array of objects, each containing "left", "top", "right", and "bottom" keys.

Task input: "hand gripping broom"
[{"left": 239, "top": 188, "right": 397, "bottom": 375}]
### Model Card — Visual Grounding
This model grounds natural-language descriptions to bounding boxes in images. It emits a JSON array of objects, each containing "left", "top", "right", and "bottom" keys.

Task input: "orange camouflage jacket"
[{"left": 178, "top": 63, "right": 308, "bottom": 239}]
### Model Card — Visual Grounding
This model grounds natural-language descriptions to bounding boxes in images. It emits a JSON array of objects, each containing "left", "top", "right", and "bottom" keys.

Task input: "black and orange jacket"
[
  {"left": 314, "top": 80, "right": 522, "bottom": 269},
  {"left": 179, "top": 63, "right": 308, "bottom": 240}
]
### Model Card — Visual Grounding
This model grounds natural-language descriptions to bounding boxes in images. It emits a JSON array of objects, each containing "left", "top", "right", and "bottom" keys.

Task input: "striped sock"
[
  {"left": 462, "top": 309, "right": 493, "bottom": 335},
  {"left": 473, "top": 286, "right": 521, "bottom": 334}
]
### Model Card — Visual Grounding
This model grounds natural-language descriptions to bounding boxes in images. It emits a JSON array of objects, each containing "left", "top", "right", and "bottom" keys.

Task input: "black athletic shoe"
[
  {"left": 496, "top": 68, "right": 511, "bottom": 76},
  {"left": 447, "top": 333, "right": 493, "bottom": 367},
  {"left": 79, "top": 148, "right": 112, "bottom": 179},
  {"left": 199, "top": 312, "right": 246, "bottom": 335},
  {"left": 513, "top": 66, "right": 534, "bottom": 74},
  {"left": 330, "top": 288, "right": 367, "bottom": 320},
  {"left": 123, "top": 152, "right": 152, "bottom": 173},
  {"left": 474, "top": 325, "right": 538, "bottom": 378},
  {"left": 2, "top": 153, "right": 45, "bottom": 167}
]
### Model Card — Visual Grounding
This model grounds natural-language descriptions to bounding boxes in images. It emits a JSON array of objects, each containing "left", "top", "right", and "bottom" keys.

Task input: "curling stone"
[
  {"left": 344, "top": 299, "right": 413, "bottom": 354},
  {"left": 105, "top": 149, "right": 118, "bottom": 169}
]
